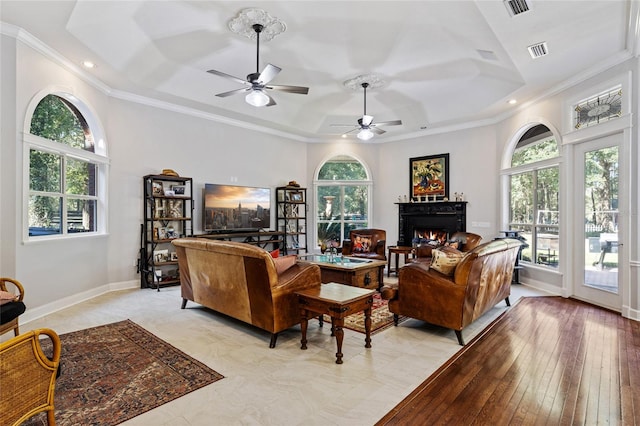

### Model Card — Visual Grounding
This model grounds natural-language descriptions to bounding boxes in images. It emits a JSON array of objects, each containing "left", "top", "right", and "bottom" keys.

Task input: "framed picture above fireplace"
[{"left": 410, "top": 153, "right": 450, "bottom": 200}]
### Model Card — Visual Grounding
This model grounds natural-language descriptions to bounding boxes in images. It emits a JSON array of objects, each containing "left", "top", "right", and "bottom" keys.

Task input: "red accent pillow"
[
  {"left": 273, "top": 255, "right": 297, "bottom": 274},
  {"left": 269, "top": 249, "right": 280, "bottom": 258}
]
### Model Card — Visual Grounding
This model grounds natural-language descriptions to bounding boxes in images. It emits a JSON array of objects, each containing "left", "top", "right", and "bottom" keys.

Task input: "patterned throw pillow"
[
  {"left": 352, "top": 234, "right": 373, "bottom": 253},
  {"left": 430, "top": 246, "right": 464, "bottom": 276}
]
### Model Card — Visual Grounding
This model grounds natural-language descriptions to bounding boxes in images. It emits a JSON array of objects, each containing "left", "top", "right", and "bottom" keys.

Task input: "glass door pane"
[{"left": 583, "top": 146, "right": 618, "bottom": 293}]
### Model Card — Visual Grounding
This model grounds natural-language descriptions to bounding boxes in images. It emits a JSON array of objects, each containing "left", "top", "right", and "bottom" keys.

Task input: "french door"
[{"left": 573, "top": 134, "right": 625, "bottom": 310}]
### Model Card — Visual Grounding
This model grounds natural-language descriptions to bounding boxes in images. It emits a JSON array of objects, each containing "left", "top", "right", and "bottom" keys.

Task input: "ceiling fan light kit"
[
  {"left": 357, "top": 128, "right": 375, "bottom": 141},
  {"left": 246, "top": 89, "right": 270, "bottom": 107}
]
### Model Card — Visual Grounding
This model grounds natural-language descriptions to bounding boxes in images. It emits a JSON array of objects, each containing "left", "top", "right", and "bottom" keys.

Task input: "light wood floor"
[{"left": 377, "top": 296, "right": 640, "bottom": 425}]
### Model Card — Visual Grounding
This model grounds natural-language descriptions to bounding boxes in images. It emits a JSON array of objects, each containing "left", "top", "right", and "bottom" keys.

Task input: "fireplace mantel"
[{"left": 396, "top": 201, "right": 467, "bottom": 246}]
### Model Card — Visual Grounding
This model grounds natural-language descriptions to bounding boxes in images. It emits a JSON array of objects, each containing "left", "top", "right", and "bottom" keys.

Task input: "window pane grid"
[{"left": 27, "top": 94, "right": 102, "bottom": 239}]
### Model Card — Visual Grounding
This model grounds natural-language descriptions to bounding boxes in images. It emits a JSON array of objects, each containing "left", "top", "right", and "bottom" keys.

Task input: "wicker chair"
[
  {"left": 0, "top": 277, "right": 26, "bottom": 337},
  {"left": 0, "top": 328, "right": 61, "bottom": 425}
]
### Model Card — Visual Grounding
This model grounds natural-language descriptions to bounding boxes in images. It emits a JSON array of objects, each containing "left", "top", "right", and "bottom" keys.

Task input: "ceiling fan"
[
  {"left": 331, "top": 82, "right": 402, "bottom": 140},
  {"left": 207, "top": 23, "right": 309, "bottom": 107}
]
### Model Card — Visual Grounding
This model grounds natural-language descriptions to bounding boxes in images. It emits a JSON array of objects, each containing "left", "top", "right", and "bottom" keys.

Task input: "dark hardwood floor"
[{"left": 377, "top": 296, "right": 640, "bottom": 425}]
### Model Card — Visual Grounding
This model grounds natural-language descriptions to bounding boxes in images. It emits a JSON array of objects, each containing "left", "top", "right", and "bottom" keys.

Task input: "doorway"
[{"left": 573, "top": 134, "right": 625, "bottom": 310}]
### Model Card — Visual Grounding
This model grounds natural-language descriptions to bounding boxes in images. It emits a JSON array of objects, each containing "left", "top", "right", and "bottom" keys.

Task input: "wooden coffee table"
[
  {"left": 297, "top": 254, "right": 386, "bottom": 290},
  {"left": 295, "top": 282, "right": 375, "bottom": 364}
]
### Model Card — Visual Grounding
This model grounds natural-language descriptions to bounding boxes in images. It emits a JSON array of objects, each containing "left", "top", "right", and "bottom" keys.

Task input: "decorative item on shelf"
[
  {"left": 152, "top": 182, "right": 163, "bottom": 196},
  {"left": 287, "top": 180, "right": 300, "bottom": 187},
  {"left": 170, "top": 185, "right": 185, "bottom": 195},
  {"left": 161, "top": 169, "right": 179, "bottom": 177},
  {"left": 164, "top": 189, "right": 175, "bottom": 196},
  {"left": 454, "top": 192, "right": 464, "bottom": 201},
  {"left": 169, "top": 200, "right": 183, "bottom": 218}
]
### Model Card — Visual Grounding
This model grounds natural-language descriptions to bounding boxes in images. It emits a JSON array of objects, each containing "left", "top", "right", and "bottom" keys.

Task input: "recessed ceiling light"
[
  {"left": 508, "top": 99, "right": 517, "bottom": 105},
  {"left": 82, "top": 61, "right": 96, "bottom": 69}
]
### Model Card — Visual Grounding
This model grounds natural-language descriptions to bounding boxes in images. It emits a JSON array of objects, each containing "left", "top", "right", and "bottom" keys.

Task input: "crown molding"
[
  {"left": 2, "top": 19, "right": 636, "bottom": 146},
  {"left": 1, "top": 22, "right": 111, "bottom": 95}
]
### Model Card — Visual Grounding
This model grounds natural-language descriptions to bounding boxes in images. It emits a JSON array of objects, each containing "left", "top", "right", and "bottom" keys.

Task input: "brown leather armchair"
[
  {"left": 341, "top": 229, "right": 386, "bottom": 260},
  {"left": 381, "top": 238, "right": 522, "bottom": 345},
  {"left": 412, "top": 232, "right": 482, "bottom": 263}
]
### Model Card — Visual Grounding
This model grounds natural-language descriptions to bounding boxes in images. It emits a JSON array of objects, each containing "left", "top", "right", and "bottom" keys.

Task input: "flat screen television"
[{"left": 203, "top": 184, "right": 271, "bottom": 233}]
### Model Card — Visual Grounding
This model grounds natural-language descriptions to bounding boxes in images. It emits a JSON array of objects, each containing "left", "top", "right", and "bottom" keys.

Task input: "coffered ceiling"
[{"left": 1, "top": 1, "right": 637, "bottom": 142}]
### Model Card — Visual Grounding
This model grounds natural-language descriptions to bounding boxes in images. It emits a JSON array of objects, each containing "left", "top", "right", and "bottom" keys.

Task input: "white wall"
[
  {"left": 4, "top": 39, "right": 309, "bottom": 312},
  {"left": 2, "top": 29, "right": 638, "bottom": 320}
]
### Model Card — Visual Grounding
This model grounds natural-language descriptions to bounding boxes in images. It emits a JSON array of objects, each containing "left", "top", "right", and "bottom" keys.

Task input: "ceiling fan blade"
[
  {"left": 341, "top": 128, "right": 360, "bottom": 136},
  {"left": 371, "top": 127, "right": 386, "bottom": 135},
  {"left": 265, "top": 94, "right": 277, "bottom": 107},
  {"left": 215, "top": 88, "right": 249, "bottom": 98},
  {"left": 207, "top": 69, "right": 248, "bottom": 85},
  {"left": 267, "top": 84, "right": 309, "bottom": 95},
  {"left": 361, "top": 115, "right": 374, "bottom": 126},
  {"left": 258, "top": 63, "right": 282, "bottom": 85},
  {"left": 331, "top": 124, "right": 358, "bottom": 128},
  {"left": 375, "top": 119, "right": 403, "bottom": 127}
]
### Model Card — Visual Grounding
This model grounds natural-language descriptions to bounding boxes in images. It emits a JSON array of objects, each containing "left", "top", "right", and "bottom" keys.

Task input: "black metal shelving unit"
[{"left": 140, "top": 174, "right": 193, "bottom": 290}]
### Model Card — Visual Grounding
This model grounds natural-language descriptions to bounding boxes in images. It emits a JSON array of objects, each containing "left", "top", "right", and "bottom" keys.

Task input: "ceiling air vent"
[
  {"left": 504, "top": 0, "right": 531, "bottom": 16},
  {"left": 527, "top": 42, "right": 548, "bottom": 59}
]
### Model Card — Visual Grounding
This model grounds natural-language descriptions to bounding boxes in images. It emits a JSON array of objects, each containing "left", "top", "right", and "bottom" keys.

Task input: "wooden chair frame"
[
  {"left": 0, "top": 328, "right": 61, "bottom": 425},
  {"left": 0, "top": 277, "right": 25, "bottom": 337}
]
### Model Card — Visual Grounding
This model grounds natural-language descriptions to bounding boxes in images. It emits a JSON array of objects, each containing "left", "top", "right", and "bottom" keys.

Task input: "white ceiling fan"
[
  {"left": 331, "top": 82, "right": 402, "bottom": 140},
  {"left": 207, "top": 23, "right": 309, "bottom": 107}
]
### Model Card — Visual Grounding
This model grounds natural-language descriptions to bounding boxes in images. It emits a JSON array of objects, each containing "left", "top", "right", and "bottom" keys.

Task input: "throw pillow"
[
  {"left": 430, "top": 246, "right": 463, "bottom": 276},
  {"left": 353, "top": 234, "right": 373, "bottom": 253},
  {"left": 273, "top": 255, "right": 297, "bottom": 274},
  {"left": 269, "top": 248, "right": 280, "bottom": 258},
  {"left": 445, "top": 240, "right": 460, "bottom": 250},
  {"left": 0, "top": 290, "right": 17, "bottom": 305}
]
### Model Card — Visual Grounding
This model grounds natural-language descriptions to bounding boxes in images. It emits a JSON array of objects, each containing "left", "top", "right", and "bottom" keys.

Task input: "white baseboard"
[
  {"left": 21, "top": 280, "right": 139, "bottom": 326},
  {"left": 622, "top": 305, "right": 640, "bottom": 321},
  {"left": 519, "top": 278, "right": 564, "bottom": 296}
]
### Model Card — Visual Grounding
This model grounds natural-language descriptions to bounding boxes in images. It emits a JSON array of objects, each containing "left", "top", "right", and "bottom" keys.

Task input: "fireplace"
[
  {"left": 397, "top": 202, "right": 467, "bottom": 246},
  {"left": 413, "top": 229, "right": 449, "bottom": 245}
]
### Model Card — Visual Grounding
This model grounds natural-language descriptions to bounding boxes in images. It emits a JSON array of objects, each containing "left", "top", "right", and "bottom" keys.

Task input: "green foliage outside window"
[
  {"left": 28, "top": 95, "right": 97, "bottom": 236},
  {"left": 316, "top": 156, "right": 369, "bottom": 245}
]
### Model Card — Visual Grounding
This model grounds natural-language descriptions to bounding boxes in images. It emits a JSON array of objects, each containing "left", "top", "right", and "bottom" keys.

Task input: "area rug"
[
  {"left": 24, "top": 319, "right": 224, "bottom": 426},
  {"left": 323, "top": 292, "right": 408, "bottom": 334}
]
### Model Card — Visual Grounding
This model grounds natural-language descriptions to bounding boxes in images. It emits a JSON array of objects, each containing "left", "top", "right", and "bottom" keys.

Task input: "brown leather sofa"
[
  {"left": 172, "top": 238, "right": 321, "bottom": 348},
  {"left": 341, "top": 228, "right": 386, "bottom": 260},
  {"left": 412, "top": 231, "right": 482, "bottom": 263},
  {"left": 381, "top": 238, "right": 522, "bottom": 345}
]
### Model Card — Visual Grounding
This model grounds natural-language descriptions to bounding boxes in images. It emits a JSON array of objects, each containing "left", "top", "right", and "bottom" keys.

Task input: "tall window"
[
  {"left": 508, "top": 124, "right": 560, "bottom": 268},
  {"left": 314, "top": 155, "right": 371, "bottom": 248},
  {"left": 26, "top": 94, "right": 107, "bottom": 238}
]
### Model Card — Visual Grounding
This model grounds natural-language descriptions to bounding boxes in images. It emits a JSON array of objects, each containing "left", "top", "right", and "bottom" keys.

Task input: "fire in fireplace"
[{"left": 413, "top": 229, "right": 448, "bottom": 245}]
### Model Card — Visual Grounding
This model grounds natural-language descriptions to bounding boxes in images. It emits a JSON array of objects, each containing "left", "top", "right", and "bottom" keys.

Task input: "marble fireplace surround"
[{"left": 397, "top": 202, "right": 467, "bottom": 246}]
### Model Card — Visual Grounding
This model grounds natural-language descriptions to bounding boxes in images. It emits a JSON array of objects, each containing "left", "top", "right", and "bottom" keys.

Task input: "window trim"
[
  {"left": 502, "top": 121, "right": 562, "bottom": 271},
  {"left": 313, "top": 154, "right": 373, "bottom": 249},
  {"left": 22, "top": 91, "right": 109, "bottom": 243}
]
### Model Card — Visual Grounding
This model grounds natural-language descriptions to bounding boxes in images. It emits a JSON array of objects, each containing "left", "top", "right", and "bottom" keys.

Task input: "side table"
[
  {"left": 387, "top": 246, "right": 414, "bottom": 277},
  {"left": 296, "top": 282, "right": 375, "bottom": 364}
]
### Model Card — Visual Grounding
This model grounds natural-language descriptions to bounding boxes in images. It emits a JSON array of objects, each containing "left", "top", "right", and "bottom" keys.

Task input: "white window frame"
[
  {"left": 23, "top": 91, "right": 109, "bottom": 242},
  {"left": 313, "top": 154, "right": 373, "bottom": 249}
]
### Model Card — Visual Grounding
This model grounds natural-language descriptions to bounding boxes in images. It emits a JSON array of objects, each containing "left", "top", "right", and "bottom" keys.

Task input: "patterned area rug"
[
  {"left": 324, "top": 292, "right": 408, "bottom": 334},
  {"left": 24, "top": 320, "right": 224, "bottom": 426}
]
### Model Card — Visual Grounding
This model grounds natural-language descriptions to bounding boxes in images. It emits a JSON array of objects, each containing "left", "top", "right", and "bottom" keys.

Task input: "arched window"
[
  {"left": 25, "top": 93, "right": 108, "bottom": 239},
  {"left": 314, "top": 155, "right": 372, "bottom": 249},
  {"left": 507, "top": 124, "right": 560, "bottom": 268}
]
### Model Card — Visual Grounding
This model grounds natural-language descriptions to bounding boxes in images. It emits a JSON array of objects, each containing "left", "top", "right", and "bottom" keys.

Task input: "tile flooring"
[{"left": 23, "top": 281, "right": 549, "bottom": 425}]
